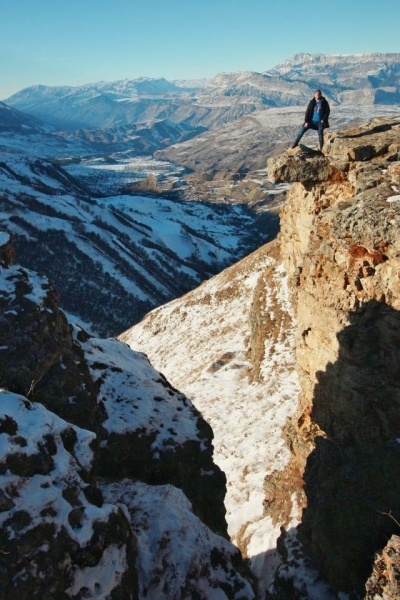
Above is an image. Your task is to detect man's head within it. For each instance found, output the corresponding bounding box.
[314,89,322,100]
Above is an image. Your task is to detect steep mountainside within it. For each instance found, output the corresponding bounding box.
[0,101,47,132]
[120,241,302,598]
[0,126,268,336]
[0,238,257,599]
[124,118,400,598]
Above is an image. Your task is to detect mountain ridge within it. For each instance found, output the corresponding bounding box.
[4,52,400,132]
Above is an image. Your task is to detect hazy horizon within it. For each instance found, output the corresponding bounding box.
[1,0,399,99]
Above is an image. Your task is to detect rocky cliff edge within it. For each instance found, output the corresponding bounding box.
[267,118,400,597]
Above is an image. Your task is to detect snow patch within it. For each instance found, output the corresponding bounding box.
[66,544,127,599]
[77,331,202,450]
[102,480,255,600]
[0,231,10,245]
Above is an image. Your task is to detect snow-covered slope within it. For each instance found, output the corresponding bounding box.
[0,128,267,336]
[102,480,257,600]
[120,242,301,596]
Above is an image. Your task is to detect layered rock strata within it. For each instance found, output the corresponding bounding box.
[268,118,400,596]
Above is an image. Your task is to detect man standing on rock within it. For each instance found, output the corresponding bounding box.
[291,89,330,150]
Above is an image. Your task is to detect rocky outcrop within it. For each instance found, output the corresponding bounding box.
[128,173,161,194]
[267,118,400,596]
[365,535,400,600]
[0,392,139,600]
[0,265,102,431]
[0,265,71,394]
[0,259,257,598]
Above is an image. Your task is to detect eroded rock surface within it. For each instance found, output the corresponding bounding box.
[365,535,400,600]
[0,393,138,600]
[267,118,400,597]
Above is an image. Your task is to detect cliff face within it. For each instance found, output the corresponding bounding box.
[268,118,400,595]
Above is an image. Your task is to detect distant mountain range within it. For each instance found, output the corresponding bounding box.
[270,52,400,103]
[4,53,400,132]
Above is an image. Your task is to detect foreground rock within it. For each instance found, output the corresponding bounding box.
[268,117,400,597]
[0,238,257,599]
[0,392,138,600]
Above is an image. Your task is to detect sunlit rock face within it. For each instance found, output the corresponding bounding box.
[268,118,400,596]
[365,535,400,600]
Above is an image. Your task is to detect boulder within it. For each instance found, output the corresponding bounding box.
[324,118,400,163]
[267,146,337,183]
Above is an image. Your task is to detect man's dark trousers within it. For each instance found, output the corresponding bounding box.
[294,121,324,150]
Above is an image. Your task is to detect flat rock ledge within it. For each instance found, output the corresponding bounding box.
[268,117,400,184]
[268,146,336,183]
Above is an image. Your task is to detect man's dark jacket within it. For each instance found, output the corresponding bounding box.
[304,97,330,128]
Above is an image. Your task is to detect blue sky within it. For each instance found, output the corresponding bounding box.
[1,0,399,99]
